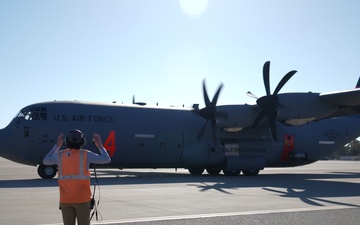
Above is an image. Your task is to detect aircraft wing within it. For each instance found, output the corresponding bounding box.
[319,88,360,106]
[318,88,360,118]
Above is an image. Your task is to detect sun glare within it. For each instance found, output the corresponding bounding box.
[179,0,209,18]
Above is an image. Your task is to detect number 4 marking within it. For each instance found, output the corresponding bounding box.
[104,130,116,157]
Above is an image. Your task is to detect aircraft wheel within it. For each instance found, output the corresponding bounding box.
[206,167,222,175]
[38,164,57,179]
[188,167,204,175]
[242,170,259,176]
[223,169,240,176]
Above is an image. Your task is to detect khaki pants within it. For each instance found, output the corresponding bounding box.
[59,201,91,225]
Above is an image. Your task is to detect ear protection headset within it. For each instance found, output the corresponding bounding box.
[65,129,86,148]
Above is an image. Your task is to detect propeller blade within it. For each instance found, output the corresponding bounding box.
[263,61,271,96]
[197,80,224,143]
[252,61,297,143]
[251,108,267,129]
[198,120,208,138]
[273,70,297,95]
[267,110,277,142]
[199,81,223,120]
[211,119,217,144]
[246,91,258,99]
[212,83,224,107]
[203,80,211,107]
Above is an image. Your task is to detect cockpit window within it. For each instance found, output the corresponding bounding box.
[17,107,47,121]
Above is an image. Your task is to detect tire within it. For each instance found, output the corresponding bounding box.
[188,167,204,175]
[242,170,259,176]
[38,164,57,179]
[223,169,240,176]
[206,167,222,175]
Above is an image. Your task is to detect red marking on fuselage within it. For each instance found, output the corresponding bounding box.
[281,135,294,161]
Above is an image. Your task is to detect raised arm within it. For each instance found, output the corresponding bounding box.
[87,133,111,164]
[43,133,63,165]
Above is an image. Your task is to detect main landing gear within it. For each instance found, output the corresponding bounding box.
[38,164,57,179]
[188,167,260,176]
[222,169,259,176]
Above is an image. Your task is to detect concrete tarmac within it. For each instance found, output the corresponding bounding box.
[0,157,360,225]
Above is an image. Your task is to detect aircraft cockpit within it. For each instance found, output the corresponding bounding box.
[15,106,47,121]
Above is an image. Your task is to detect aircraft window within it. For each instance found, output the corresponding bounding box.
[16,111,25,118]
[17,107,47,121]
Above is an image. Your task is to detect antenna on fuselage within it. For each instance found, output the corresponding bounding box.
[132,95,146,106]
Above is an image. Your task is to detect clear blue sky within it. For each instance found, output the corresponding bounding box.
[1,0,359,128]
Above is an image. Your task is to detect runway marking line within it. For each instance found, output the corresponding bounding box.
[40,205,357,225]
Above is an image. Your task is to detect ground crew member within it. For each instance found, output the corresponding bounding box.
[43,130,111,225]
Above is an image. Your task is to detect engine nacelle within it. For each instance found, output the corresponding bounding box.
[216,105,255,132]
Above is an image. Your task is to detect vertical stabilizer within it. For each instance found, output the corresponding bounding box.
[356,77,360,88]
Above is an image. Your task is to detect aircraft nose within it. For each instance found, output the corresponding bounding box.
[0,126,17,162]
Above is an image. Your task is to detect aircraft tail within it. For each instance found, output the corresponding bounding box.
[356,77,360,88]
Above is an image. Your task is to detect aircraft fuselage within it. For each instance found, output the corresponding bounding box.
[0,100,358,178]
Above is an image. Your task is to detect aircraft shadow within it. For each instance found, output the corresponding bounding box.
[0,178,59,188]
[78,170,360,208]
[1,170,360,208]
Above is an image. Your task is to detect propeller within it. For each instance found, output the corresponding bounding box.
[197,80,225,142]
[251,61,297,142]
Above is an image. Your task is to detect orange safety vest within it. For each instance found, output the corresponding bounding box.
[58,149,91,203]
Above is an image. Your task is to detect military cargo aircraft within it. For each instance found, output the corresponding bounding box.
[1,61,360,179]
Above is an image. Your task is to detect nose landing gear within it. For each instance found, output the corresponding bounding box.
[38,164,57,179]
